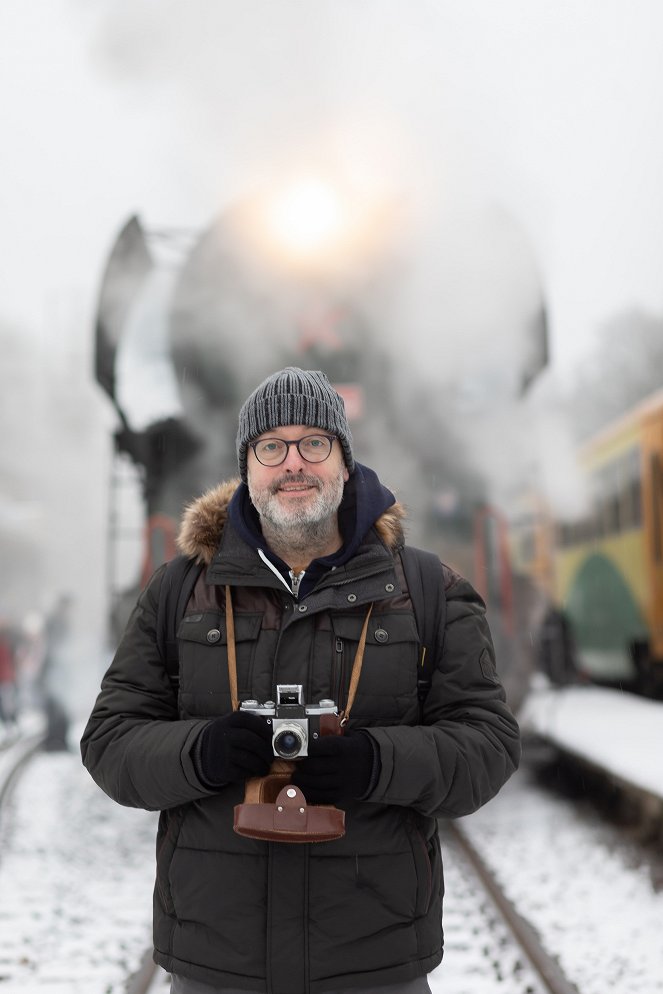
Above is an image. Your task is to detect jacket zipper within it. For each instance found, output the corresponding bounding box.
[334,637,345,704]
[289,570,305,599]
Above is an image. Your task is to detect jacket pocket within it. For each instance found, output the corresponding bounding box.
[176,611,263,717]
[155,807,185,917]
[408,822,436,918]
[331,611,420,721]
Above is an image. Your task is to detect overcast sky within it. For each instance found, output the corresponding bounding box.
[2,0,663,373]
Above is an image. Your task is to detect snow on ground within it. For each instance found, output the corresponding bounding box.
[1,743,546,994]
[519,681,663,800]
[460,764,663,994]
[429,824,547,994]
[2,735,663,994]
[0,746,157,994]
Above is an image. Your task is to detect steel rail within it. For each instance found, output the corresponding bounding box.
[449,820,580,994]
[128,817,583,994]
[125,947,162,994]
[0,732,46,816]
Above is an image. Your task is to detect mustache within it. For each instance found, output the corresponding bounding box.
[269,473,322,494]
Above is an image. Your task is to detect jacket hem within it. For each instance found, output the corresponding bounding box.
[154,949,443,994]
[154,951,266,992]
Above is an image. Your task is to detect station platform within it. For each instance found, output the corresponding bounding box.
[518,680,663,803]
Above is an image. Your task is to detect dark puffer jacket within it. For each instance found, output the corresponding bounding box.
[81,476,520,994]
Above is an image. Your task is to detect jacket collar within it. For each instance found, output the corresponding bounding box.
[176,467,407,569]
[204,515,398,602]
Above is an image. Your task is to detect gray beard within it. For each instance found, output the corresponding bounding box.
[248,471,345,559]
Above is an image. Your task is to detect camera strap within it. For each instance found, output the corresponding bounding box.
[228,586,372,844]
[340,603,374,724]
[225,585,240,711]
[224,584,374,724]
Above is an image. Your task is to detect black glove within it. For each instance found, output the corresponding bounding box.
[291,731,379,804]
[196,711,273,788]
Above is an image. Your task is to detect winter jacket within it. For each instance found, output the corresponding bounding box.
[81,469,520,994]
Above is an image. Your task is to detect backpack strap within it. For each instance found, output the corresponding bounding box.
[399,546,447,720]
[156,554,204,688]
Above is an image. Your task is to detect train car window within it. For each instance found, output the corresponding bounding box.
[620,446,642,530]
[603,463,621,536]
[587,450,643,539]
[630,473,642,528]
[607,494,621,534]
[552,445,642,552]
[652,451,663,563]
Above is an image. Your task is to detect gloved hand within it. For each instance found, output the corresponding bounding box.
[196,711,273,788]
[291,730,379,804]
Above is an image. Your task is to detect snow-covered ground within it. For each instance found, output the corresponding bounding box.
[519,680,663,800]
[459,763,663,994]
[1,736,662,993]
[0,748,157,994]
[429,824,547,994]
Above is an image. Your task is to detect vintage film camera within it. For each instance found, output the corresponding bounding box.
[239,684,339,759]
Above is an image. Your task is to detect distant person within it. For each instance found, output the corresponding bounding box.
[538,606,579,686]
[0,620,18,734]
[39,595,73,750]
[82,367,520,994]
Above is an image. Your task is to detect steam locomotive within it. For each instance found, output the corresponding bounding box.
[94,189,550,710]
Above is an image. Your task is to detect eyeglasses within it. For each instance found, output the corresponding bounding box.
[249,434,337,467]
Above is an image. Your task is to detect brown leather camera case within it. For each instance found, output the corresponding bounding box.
[233,762,346,843]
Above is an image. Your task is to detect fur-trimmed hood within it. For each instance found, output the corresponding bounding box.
[176,477,406,567]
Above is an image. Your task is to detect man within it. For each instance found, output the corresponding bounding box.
[81,367,520,994]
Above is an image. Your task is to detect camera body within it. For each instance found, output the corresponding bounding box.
[240,684,339,759]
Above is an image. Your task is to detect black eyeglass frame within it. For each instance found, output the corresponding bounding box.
[248,433,337,467]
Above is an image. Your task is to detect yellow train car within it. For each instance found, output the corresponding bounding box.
[514,388,663,697]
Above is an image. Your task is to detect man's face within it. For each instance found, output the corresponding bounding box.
[247,424,349,529]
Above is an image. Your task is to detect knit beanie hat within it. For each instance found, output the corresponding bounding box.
[236,367,354,482]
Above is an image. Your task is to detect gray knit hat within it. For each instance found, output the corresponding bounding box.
[236,367,354,481]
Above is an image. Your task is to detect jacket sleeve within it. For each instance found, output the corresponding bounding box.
[363,569,521,818]
[80,565,214,811]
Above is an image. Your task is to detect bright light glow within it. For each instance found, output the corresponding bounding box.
[240,171,400,278]
[264,179,346,257]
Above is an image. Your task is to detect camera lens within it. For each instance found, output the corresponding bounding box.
[273,723,306,759]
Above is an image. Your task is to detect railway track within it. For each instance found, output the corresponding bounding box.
[444,820,580,994]
[126,949,169,994]
[0,729,46,816]
[125,821,580,994]
[2,735,658,992]
[5,743,656,994]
